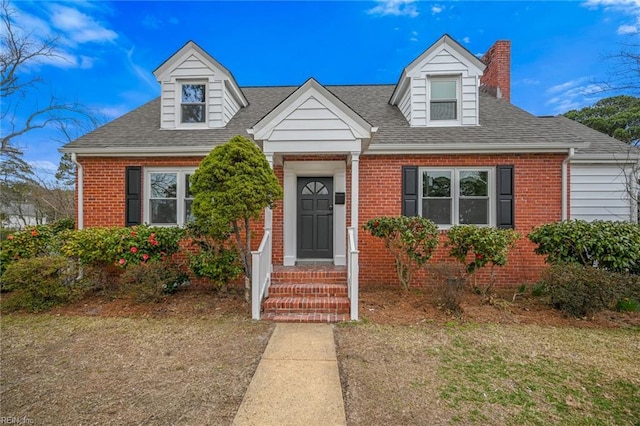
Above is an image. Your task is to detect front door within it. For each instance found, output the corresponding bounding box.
[297,177,333,259]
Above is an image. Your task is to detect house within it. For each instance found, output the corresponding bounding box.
[60,34,639,322]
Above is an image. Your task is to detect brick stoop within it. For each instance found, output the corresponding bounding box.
[262,265,351,323]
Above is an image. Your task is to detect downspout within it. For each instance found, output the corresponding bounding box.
[70,153,84,230]
[561,148,575,221]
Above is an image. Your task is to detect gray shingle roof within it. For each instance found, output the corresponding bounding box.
[61,84,631,156]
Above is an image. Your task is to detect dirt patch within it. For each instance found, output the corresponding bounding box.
[358,286,640,328]
[1,314,273,425]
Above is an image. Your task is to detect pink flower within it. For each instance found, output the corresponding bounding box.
[131,231,137,237]
[131,247,138,254]
[142,253,150,261]
[118,258,126,265]
[31,229,38,237]
[7,235,14,240]
[150,240,158,246]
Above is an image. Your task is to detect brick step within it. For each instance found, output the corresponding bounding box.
[262,296,350,314]
[261,312,351,323]
[268,283,348,298]
[271,266,347,285]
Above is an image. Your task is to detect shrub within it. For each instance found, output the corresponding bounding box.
[186,224,243,290]
[528,220,640,275]
[539,263,637,317]
[0,225,59,276]
[426,262,467,315]
[364,216,439,290]
[61,225,186,268]
[446,225,520,294]
[119,260,190,303]
[0,256,81,312]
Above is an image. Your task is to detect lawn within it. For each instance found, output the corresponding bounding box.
[335,322,640,425]
[0,315,273,425]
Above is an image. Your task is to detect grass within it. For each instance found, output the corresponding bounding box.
[0,315,273,425]
[335,322,640,425]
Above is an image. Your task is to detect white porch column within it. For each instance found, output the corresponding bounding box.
[350,152,359,248]
[264,153,274,231]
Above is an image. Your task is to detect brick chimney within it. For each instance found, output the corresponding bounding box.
[480,40,511,103]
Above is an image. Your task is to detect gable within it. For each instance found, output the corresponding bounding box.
[390,34,485,128]
[250,79,374,152]
[153,41,247,129]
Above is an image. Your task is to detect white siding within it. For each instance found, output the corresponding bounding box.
[571,164,634,222]
[171,54,215,78]
[461,75,478,126]
[419,48,472,74]
[160,81,176,129]
[411,78,427,126]
[268,96,356,141]
[398,86,411,122]
[223,81,241,124]
[208,80,223,127]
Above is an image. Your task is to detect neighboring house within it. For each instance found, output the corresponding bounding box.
[1,203,47,230]
[60,34,639,321]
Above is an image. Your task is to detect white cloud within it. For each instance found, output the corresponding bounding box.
[28,160,58,173]
[50,4,118,44]
[142,15,161,29]
[367,0,419,18]
[431,4,444,14]
[521,78,541,86]
[617,23,638,33]
[583,0,640,35]
[98,105,129,119]
[545,78,603,113]
[462,36,470,44]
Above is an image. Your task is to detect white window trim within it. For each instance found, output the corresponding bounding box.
[427,75,462,127]
[419,167,495,229]
[176,80,208,129]
[144,167,197,227]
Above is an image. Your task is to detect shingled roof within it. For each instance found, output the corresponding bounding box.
[61,84,629,156]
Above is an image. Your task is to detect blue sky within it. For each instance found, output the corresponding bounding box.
[4,0,640,175]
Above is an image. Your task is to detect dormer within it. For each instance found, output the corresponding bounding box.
[153,41,248,130]
[390,34,486,127]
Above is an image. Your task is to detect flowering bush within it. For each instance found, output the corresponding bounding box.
[61,225,185,268]
[446,225,520,294]
[0,225,59,276]
[363,216,439,290]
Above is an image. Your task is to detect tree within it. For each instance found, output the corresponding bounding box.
[601,33,640,96]
[564,95,640,145]
[190,135,283,302]
[1,0,100,170]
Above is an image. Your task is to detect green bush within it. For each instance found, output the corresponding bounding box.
[119,260,190,303]
[61,225,185,267]
[539,263,639,317]
[0,256,81,312]
[446,225,520,294]
[364,216,439,290]
[0,225,60,276]
[528,220,640,274]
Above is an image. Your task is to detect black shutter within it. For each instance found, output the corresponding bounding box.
[125,166,142,226]
[496,165,515,229]
[402,165,419,216]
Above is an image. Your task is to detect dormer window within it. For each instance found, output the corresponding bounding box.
[180,83,206,123]
[428,76,460,125]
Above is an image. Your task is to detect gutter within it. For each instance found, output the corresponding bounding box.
[561,148,575,221]
[70,153,84,230]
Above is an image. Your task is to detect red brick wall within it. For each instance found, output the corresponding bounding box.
[79,156,203,227]
[79,153,565,289]
[480,40,511,103]
[358,153,565,288]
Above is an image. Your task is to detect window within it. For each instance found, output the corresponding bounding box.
[420,168,492,226]
[429,78,458,122]
[181,83,206,123]
[146,169,196,226]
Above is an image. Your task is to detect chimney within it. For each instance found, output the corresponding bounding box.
[480,40,511,103]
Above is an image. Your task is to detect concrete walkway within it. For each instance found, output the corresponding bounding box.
[233,323,347,426]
